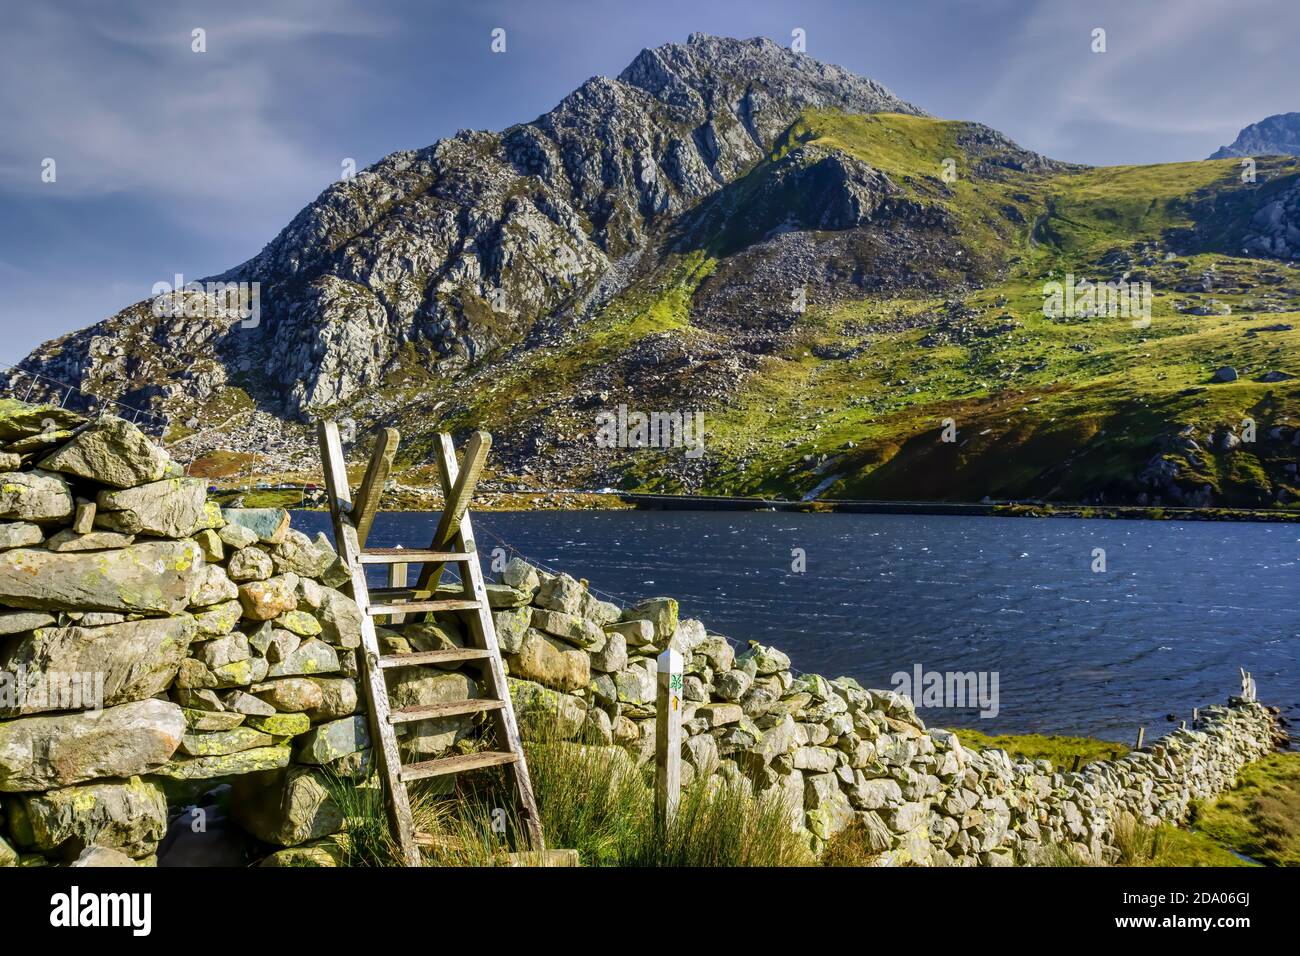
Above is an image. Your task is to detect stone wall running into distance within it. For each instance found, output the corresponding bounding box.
[0,402,1285,867]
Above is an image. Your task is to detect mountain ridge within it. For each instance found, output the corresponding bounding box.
[1210,112,1300,160]
[12,35,1300,510]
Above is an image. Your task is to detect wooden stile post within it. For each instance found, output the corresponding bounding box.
[387,551,408,626]
[656,647,683,828]
[1135,726,1146,750]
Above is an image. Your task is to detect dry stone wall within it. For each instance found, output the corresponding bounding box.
[0,402,370,867]
[0,401,1285,867]
[492,558,1285,865]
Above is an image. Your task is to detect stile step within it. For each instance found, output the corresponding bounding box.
[377,648,493,669]
[400,750,518,782]
[367,598,480,616]
[389,698,505,725]
[360,548,474,565]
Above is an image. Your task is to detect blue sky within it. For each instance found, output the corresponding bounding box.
[2,0,1296,360]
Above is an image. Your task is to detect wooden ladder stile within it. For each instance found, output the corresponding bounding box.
[316,422,544,866]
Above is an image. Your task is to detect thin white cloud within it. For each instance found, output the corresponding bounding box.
[972,0,1300,163]
[0,0,391,204]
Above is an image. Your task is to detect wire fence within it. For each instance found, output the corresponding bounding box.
[0,360,169,435]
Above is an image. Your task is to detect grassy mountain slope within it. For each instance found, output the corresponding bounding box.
[345,111,1298,508]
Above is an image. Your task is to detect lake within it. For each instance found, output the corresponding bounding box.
[291,510,1298,741]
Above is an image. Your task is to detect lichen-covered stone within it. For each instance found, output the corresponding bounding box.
[12,776,168,859]
[0,538,203,613]
[270,529,336,578]
[193,599,242,637]
[509,679,587,739]
[182,708,246,731]
[0,521,44,550]
[266,639,339,678]
[306,677,358,722]
[0,470,73,522]
[1,614,196,715]
[590,631,627,673]
[180,726,274,756]
[238,574,299,621]
[44,528,135,552]
[231,765,341,847]
[276,609,322,637]
[314,588,362,648]
[500,557,540,595]
[0,698,184,791]
[509,629,591,692]
[0,615,57,646]
[531,607,606,650]
[188,564,237,608]
[195,631,250,670]
[493,606,531,654]
[218,522,259,549]
[193,528,224,562]
[259,837,348,867]
[221,508,290,545]
[253,678,324,713]
[621,597,678,641]
[246,712,311,736]
[38,417,171,489]
[95,477,211,537]
[153,744,291,780]
[737,642,791,676]
[295,716,370,764]
[227,546,274,582]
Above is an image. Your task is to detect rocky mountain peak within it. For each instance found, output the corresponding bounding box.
[14,34,924,426]
[1209,112,1300,160]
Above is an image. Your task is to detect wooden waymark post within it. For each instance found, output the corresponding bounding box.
[656,647,683,827]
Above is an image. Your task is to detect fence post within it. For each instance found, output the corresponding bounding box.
[656,647,683,828]
[1135,726,1145,750]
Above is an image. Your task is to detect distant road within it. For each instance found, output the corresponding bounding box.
[615,493,1300,522]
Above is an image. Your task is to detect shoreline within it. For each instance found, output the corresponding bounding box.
[232,488,1300,523]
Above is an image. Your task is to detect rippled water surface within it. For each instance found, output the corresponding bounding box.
[293,510,1298,740]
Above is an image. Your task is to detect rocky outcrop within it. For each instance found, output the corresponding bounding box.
[1210,112,1300,160]
[1240,176,1300,260]
[11,34,925,425]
